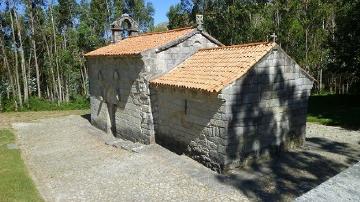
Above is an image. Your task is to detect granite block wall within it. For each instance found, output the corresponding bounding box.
[88,32,218,144]
[151,87,228,172]
[221,48,313,168]
[137,33,218,144]
[151,48,313,172]
[87,56,152,143]
[143,33,218,76]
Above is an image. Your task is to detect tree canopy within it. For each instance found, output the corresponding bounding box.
[167,0,360,94]
[0,0,359,111]
[0,0,154,110]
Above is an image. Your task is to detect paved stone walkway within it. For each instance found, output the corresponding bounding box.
[295,161,360,202]
[13,115,248,202]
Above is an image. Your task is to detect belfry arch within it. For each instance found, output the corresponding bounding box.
[111,14,139,42]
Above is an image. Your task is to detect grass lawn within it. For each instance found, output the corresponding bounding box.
[307,94,360,129]
[0,129,43,202]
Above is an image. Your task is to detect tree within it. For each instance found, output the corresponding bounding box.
[330,0,360,87]
[167,3,192,29]
[25,0,43,98]
[123,0,154,32]
[90,0,111,38]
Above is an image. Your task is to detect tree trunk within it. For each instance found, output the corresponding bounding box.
[305,27,308,70]
[28,50,32,96]
[50,3,62,103]
[0,25,16,100]
[65,78,70,103]
[27,0,41,98]
[42,32,58,100]
[9,8,23,108]
[80,64,86,95]
[319,69,323,91]
[83,61,88,95]
[14,10,29,103]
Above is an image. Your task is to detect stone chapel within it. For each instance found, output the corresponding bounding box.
[85,14,314,171]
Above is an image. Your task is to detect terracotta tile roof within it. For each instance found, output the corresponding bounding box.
[150,42,277,92]
[84,27,195,57]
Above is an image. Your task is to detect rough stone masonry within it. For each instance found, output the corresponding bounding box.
[85,14,221,145]
[150,43,314,171]
[85,15,313,172]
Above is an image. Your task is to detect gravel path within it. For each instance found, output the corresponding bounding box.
[223,123,360,201]
[295,162,360,202]
[12,116,360,202]
[13,115,248,202]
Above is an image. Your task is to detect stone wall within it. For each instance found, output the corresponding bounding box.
[144,33,219,76]
[151,48,313,172]
[136,33,218,144]
[151,87,227,172]
[88,32,218,144]
[88,56,153,144]
[220,48,314,168]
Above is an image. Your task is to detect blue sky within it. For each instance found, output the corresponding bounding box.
[149,0,180,25]
[0,0,180,25]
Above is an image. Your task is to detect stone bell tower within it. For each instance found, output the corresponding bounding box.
[111,14,139,42]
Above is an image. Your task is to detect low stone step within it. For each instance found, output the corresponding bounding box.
[106,138,146,153]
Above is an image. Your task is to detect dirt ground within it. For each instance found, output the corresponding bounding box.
[0,110,89,129]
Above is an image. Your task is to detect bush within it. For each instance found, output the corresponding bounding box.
[1,96,89,112]
[307,94,360,129]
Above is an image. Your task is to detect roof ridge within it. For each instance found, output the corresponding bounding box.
[126,26,195,39]
[199,41,274,52]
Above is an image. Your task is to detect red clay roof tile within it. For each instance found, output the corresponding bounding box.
[84,27,195,57]
[150,42,276,92]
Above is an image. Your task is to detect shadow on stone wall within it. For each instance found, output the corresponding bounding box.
[90,58,144,138]
[218,61,358,201]
[151,87,222,160]
[226,62,307,164]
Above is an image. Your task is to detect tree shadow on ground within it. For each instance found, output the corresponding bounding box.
[306,137,360,165]
[218,136,360,201]
[218,54,360,201]
[217,141,359,201]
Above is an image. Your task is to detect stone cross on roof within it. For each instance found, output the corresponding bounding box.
[196,14,204,31]
[270,32,277,43]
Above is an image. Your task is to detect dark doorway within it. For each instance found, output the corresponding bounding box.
[107,103,117,137]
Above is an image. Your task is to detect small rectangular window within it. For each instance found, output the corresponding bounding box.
[184,99,188,115]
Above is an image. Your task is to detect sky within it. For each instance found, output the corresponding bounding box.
[0,0,180,25]
[149,0,180,25]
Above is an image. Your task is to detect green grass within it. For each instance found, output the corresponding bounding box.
[2,96,89,112]
[0,129,43,202]
[307,94,360,129]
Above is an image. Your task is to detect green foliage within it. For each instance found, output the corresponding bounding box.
[167,0,354,92]
[167,3,192,29]
[2,96,89,112]
[90,0,111,37]
[329,0,360,82]
[124,0,155,32]
[0,129,43,201]
[307,95,360,129]
[150,22,168,32]
[0,0,155,112]
[58,0,76,30]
